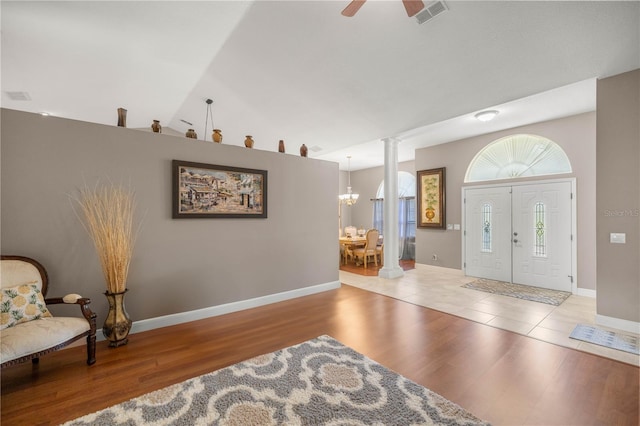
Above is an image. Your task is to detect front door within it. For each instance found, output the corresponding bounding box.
[464,181,573,292]
[511,182,572,291]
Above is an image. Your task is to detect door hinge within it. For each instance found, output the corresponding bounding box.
[464,262,466,268]
[568,275,574,283]
[570,192,573,199]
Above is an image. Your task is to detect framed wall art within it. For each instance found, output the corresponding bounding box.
[417,167,445,228]
[172,160,267,219]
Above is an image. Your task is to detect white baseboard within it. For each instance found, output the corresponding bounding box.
[575,287,596,298]
[95,281,341,341]
[595,314,640,334]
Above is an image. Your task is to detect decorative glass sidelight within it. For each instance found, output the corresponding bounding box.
[481,203,492,252]
[534,202,546,256]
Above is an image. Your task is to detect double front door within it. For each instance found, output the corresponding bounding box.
[464,181,573,292]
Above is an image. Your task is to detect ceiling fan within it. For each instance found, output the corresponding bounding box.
[341,0,425,17]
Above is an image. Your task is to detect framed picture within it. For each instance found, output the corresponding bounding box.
[172,160,267,219]
[417,167,445,228]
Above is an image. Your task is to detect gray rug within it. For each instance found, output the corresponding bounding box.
[63,335,489,425]
[463,278,571,306]
[570,324,639,355]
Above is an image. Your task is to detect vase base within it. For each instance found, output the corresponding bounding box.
[108,338,129,348]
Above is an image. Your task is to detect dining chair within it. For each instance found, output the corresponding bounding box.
[352,229,380,268]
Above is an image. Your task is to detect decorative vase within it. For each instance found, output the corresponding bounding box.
[103,289,132,347]
[300,143,308,157]
[425,207,436,222]
[117,108,127,127]
[186,129,198,139]
[212,129,223,143]
[244,135,254,148]
[278,140,285,153]
[151,120,162,133]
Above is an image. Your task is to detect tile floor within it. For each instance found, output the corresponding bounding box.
[340,263,639,366]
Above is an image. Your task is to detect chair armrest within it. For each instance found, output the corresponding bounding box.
[45,296,97,332]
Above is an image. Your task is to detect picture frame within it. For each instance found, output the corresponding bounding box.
[417,167,445,228]
[172,160,267,219]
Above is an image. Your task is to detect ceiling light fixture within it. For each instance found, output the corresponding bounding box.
[39,112,50,116]
[339,156,359,206]
[474,110,499,122]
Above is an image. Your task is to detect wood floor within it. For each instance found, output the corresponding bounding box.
[2,285,638,425]
[339,258,415,276]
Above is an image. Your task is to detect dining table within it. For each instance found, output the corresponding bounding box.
[339,235,367,265]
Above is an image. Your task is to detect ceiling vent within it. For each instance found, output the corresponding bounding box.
[5,91,31,101]
[415,1,448,25]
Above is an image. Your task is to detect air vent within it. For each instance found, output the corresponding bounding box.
[180,119,193,126]
[415,1,448,25]
[5,91,31,101]
[310,145,323,152]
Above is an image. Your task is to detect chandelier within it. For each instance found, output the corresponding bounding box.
[339,156,359,206]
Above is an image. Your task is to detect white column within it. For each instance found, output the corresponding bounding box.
[379,137,404,279]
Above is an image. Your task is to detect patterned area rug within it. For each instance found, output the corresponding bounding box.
[463,278,571,306]
[63,335,489,425]
[570,324,640,355]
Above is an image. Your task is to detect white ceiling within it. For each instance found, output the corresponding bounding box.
[2,1,639,171]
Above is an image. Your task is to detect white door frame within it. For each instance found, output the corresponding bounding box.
[461,177,578,293]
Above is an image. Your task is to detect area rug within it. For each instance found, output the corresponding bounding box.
[463,278,571,306]
[569,324,639,355]
[62,335,489,425]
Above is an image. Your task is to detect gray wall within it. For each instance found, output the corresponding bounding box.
[414,112,597,291]
[596,69,640,323]
[1,109,338,323]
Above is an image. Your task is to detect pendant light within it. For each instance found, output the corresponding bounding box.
[339,156,359,206]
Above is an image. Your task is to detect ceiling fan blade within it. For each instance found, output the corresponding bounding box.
[402,0,425,17]
[341,0,366,17]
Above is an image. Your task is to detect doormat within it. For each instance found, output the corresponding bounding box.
[569,324,639,355]
[463,278,571,306]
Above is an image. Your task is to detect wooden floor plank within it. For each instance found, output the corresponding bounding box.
[1,285,638,425]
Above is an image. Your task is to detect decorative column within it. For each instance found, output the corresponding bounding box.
[379,137,404,279]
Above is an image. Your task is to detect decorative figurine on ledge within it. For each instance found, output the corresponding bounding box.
[212,129,223,143]
[278,140,285,153]
[185,129,197,139]
[245,135,254,148]
[300,144,308,157]
[151,120,161,133]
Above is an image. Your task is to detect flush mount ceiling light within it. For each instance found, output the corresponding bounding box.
[474,110,499,122]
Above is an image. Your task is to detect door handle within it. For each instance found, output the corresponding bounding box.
[513,239,519,243]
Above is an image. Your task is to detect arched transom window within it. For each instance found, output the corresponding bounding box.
[465,134,572,183]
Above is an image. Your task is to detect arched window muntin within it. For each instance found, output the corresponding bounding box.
[465,134,572,183]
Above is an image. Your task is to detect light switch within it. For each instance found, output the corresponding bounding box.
[454,224,461,230]
[447,224,453,230]
[610,233,626,244]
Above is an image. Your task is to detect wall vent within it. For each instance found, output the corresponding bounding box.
[5,91,31,101]
[415,1,448,25]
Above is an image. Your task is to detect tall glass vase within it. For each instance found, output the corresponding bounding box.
[103,289,132,347]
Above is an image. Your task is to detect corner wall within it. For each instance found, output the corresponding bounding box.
[1,109,339,323]
[596,69,640,324]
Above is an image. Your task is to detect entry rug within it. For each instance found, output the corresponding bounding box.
[463,278,571,306]
[569,324,640,355]
[62,335,489,425]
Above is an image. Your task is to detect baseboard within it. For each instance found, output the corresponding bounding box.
[575,287,596,298]
[95,281,341,342]
[414,263,464,275]
[595,314,640,334]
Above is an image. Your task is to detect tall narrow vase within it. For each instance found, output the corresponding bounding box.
[103,289,132,347]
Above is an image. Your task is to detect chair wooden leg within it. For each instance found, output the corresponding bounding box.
[87,333,96,365]
[32,357,39,365]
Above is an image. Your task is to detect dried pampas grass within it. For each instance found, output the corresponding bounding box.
[71,182,139,294]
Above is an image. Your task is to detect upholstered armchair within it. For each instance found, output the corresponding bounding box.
[1,255,96,368]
